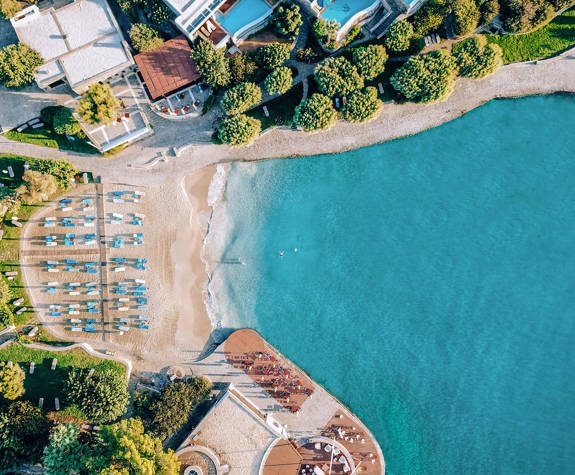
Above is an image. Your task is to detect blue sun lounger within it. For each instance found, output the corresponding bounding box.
[60,199,72,204]
[135,286,147,291]
[137,297,147,304]
[47,260,58,265]
[65,259,77,264]
[138,324,149,330]
[87,309,99,313]
[136,263,146,270]
[137,258,148,263]
[114,289,127,294]
[137,305,148,310]
[87,301,98,306]
[113,191,125,196]
[84,327,97,333]
[50,312,62,317]
[86,318,97,323]
[113,258,126,263]
[47,287,57,293]
[133,291,144,296]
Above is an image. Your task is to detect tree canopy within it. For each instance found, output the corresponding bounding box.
[453,35,503,78]
[42,423,86,475]
[314,57,364,98]
[64,369,129,424]
[86,418,180,475]
[501,0,558,33]
[147,377,211,439]
[293,93,337,132]
[0,43,43,88]
[390,49,457,103]
[410,0,447,36]
[341,87,383,123]
[453,0,481,37]
[0,362,25,400]
[257,42,291,70]
[217,114,261,146]
[191,39,231,88]
[129,23,164,53]
[0,0,22,19]
[76,83,121,125]
[52,107,82,136]
[222,82,262,115]
[352,44,388,81]
[384,20,414,54]
[272,2,302,40]
[17,170,58,204]
[0,401,52,470]
[264,66,293,95]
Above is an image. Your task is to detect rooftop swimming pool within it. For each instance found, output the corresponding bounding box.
[216,0,272,36]
[318,0,378,26]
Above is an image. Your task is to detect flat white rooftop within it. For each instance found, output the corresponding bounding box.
[11,0,132,90]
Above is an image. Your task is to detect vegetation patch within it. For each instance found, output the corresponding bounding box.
[4,126,97,155]
[0,344,125,406]
[248,81,303,130]
[487,8,575,63]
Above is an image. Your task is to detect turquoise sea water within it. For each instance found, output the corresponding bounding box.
[213,95,575,474]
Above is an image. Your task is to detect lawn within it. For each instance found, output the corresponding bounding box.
[0,343,125,408]
[248,82,304,130]
[487,8,575,64]
[4,126,99,155]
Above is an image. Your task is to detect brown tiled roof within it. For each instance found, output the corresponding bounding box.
[134,35,201,100]
[263,439,302,475]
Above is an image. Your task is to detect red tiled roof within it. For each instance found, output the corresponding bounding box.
[134,35,201,101]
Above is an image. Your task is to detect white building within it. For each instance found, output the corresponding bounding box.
[11,0,134,93]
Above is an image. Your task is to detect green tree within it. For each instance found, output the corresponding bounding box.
[501,0,554,33]
[52,107,82,136]
[0,277,11,305]
[0,0,22,19]
[0,361,25,400]
[64,369,129,424]
[87,418,180,474]
[272,2,302,40]
[76,83,120,125]
[191,39,231,88]
[0,401,52,469]
[341,87,383,123]
[17,170,58,204]
[222,82,261,115]
[411,0,447,36]
[129,23,164,53]
[0,305,14,327]
[453,0,481,36]
[453,35,503,78]
[148,377,211,439]
[257,42,291,70]
[229,53,247,85]
[391,49,457,103]
[293,93,337,132]
[296,47,318,64]
[0,43,43,88]
[42,423,86,475]
[264,66,293,95]
[352,44,388,81]
[479,0,500,25]
[312,18,340,47]
[216,114,261,146]
[143,0,171,26]
[384,20,414,54]
[29,158,78,190]
[314,56,364,98]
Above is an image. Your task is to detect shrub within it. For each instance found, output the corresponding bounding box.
[272,2,302,40]
[216,114,261,146]
[453,35,503,78]
[29,158,77,190]
[293,93,337,132]
[148,377,211,439]
[76,83,121,125]
[343,24,361,46]
[314,56,364,98]
[384,20,414,54]
[257,42,291,69]
[0,277,11,305]
[453,0,481,37]
[479,0,500,25]
[0,401,51,469]
[501,0,555,33]
[143,0,171,25]
[0,305,14,327]
[296,47,318,64]
[42,423,86,475]
[64,369,129,423]
[129,23,164,52]
[391,49,457,103]
[40,106,61,127]
[52,107,82,136]
[17,170,58,204]
[0,0,21,19]
[265,66,293,95]
[352,44,387,81]
[0,361,25,400]
[0,43,43,88]
[191,39,231,88]
[411,0,447,36]
[341,87,383,123]
[312,18,340,47]
[222,82,261,115]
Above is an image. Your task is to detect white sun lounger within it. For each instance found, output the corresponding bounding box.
[118,298,129,302]
[114,267,126,272]
[30,362,35,374]
[118,307,129,312]
[68,311,80,315]
[48,268,60,273]
[69,291,79,296]
[51,358,57,370]
[47,281,59,286]
[70,327,82,332]
[135,279,146,284]
[87,290,99,295]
